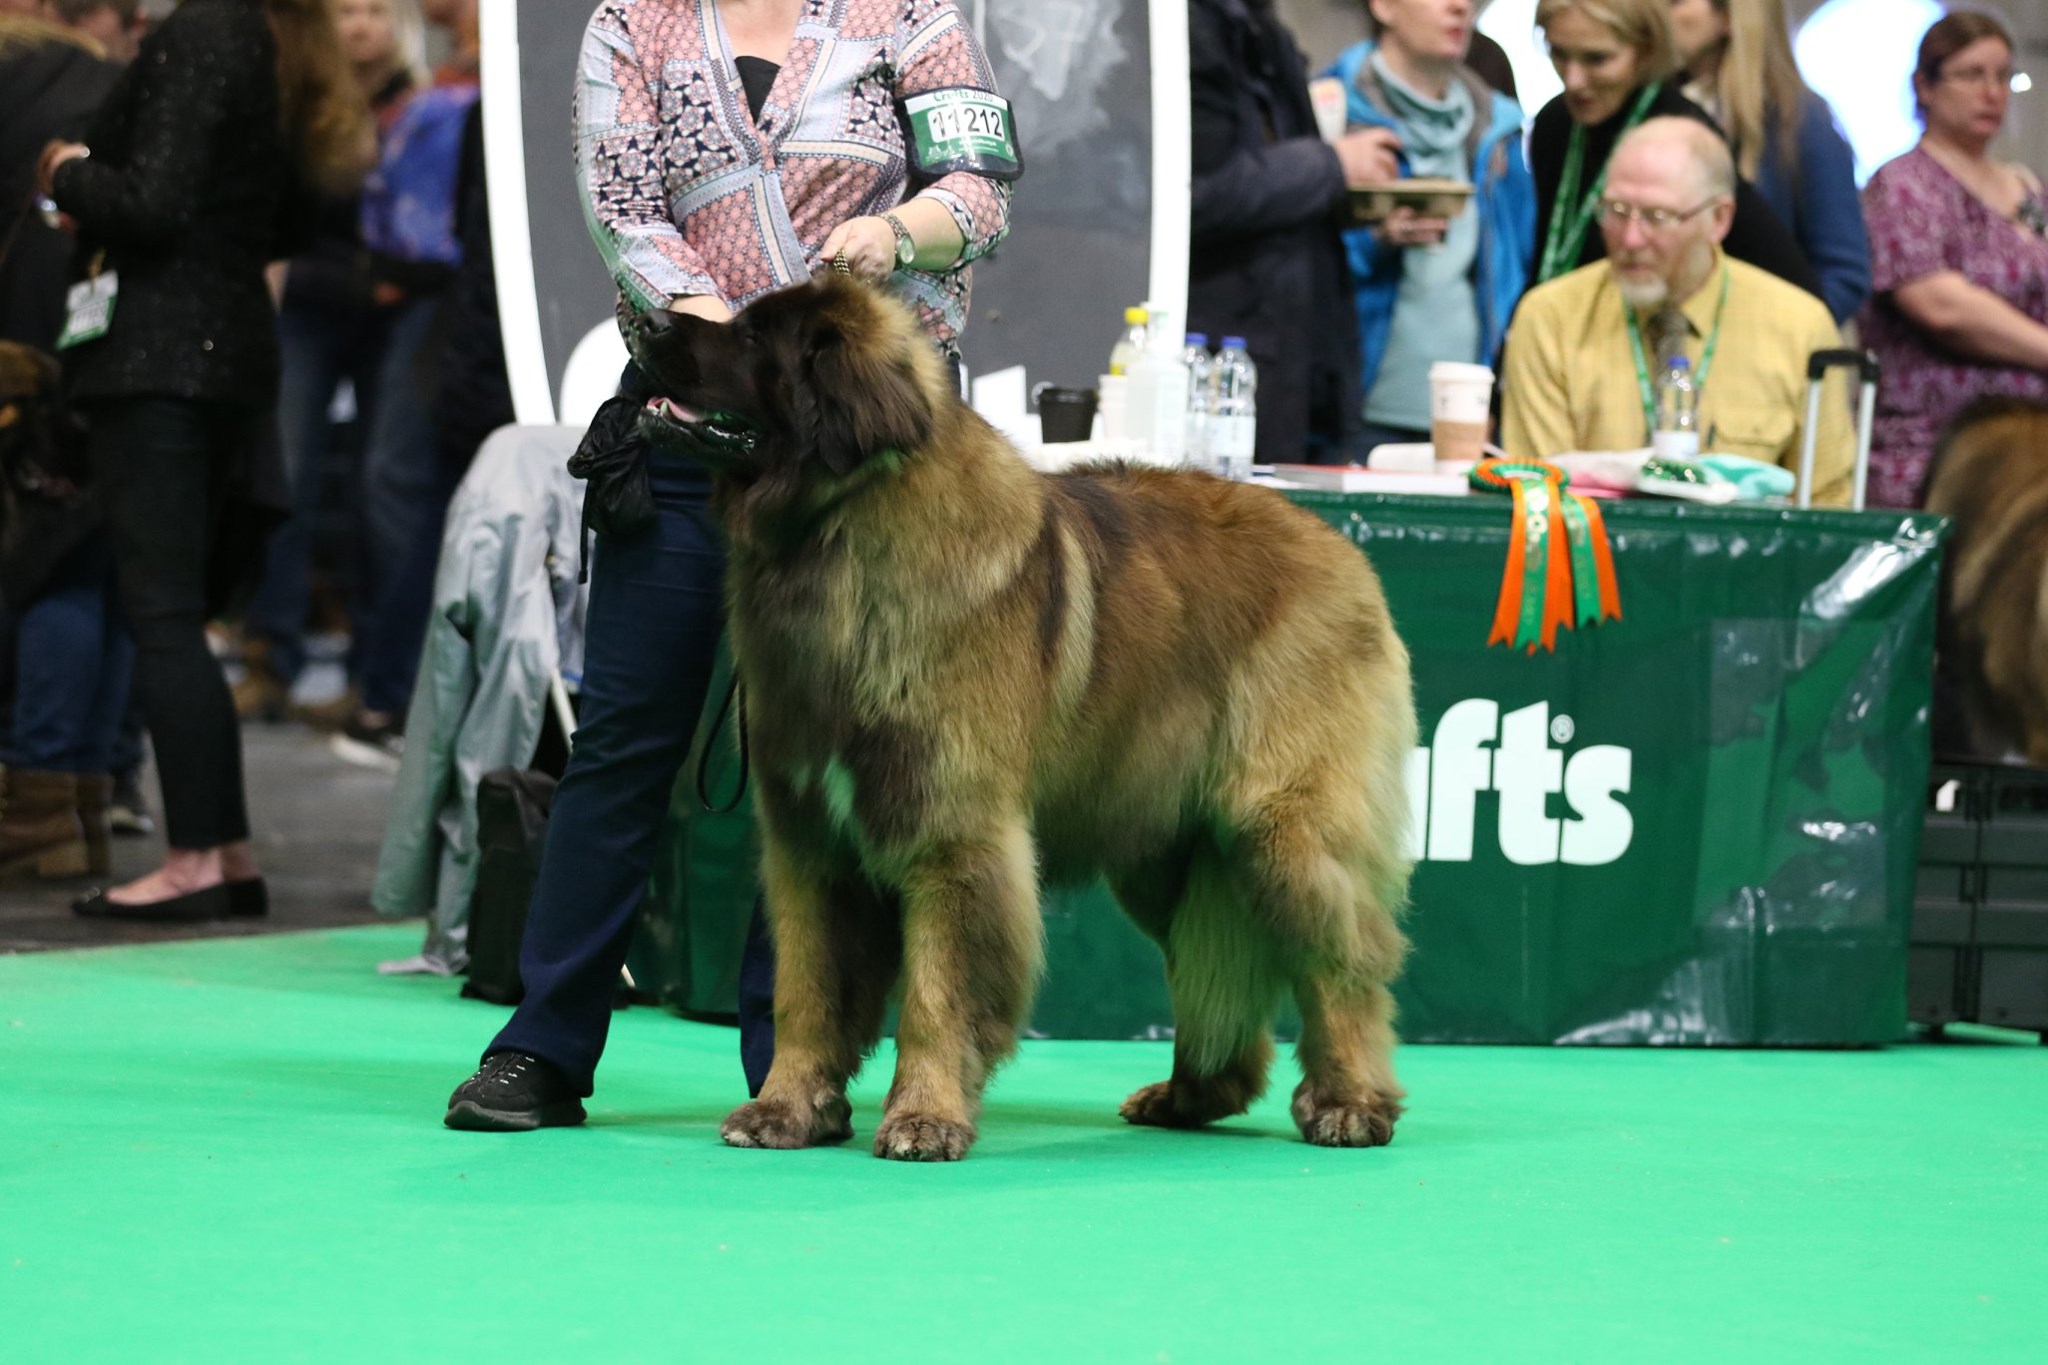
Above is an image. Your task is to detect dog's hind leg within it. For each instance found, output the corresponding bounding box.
[1230,785,1411,1148]
[722,844,899,1150]
[1117,841,1284,1130]
[873,822,1043,1162]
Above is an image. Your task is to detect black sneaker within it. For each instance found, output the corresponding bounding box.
[444,1051,587,1132]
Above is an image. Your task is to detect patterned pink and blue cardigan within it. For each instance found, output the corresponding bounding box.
[576,0,1014,352]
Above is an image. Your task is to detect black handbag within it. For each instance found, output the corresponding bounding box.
[459,766,558,1006]
[566,393,655,583]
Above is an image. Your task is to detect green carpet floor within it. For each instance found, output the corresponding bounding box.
[3,926,2044,1363]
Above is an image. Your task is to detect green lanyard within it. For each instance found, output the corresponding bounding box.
[1625,264,1731,442]
[1537,82,1664,283]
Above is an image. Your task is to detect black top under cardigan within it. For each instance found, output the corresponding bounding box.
[50,0,303,408]
[1528,84,1824,302]
[1187,0,1361,463]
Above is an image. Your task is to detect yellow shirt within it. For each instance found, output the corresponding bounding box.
[1499,253,1853,506]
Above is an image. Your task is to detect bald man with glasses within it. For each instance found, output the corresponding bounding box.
[1500,116,1852,504]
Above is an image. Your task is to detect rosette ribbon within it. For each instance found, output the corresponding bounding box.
[1468,458,1622,652]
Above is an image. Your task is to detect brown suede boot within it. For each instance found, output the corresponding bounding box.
[75,773,114,878]
[232,637,291,723]
[0,770,89,880]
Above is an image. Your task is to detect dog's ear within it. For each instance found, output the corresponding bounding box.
[790,293,936,478]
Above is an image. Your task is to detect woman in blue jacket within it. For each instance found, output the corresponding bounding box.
[1329,0,1536,452]
[1670,0,1870,324]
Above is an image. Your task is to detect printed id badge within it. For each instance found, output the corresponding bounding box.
[56,271,118,350]
[901,88,1023,183]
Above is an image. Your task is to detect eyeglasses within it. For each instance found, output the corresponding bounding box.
[1599,198,1720,231]
[1936,66,2014,91]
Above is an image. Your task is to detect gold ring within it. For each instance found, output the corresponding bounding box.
[833,249,851,277]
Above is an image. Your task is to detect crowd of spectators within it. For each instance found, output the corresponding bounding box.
[1191,0,2043,508]
[0,0,506,910]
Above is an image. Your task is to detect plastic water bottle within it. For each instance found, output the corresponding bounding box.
[1182,334,1214,469]
[1108,306,1149,378]
[1128,311,1189,463]
[1653,354,1700,460]
[1211,338,1258,481]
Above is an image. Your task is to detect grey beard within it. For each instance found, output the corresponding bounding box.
[1617,276,1670,312]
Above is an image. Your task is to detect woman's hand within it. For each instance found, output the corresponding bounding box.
[1380,206,1449,248]
[36,141,89,198]
[667,294,735,323]
[1334,128,1402,189]
[818,216,898,284]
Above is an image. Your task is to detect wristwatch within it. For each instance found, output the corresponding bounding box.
[883,213,915,270]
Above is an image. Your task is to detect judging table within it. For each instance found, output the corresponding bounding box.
[630,491,1947,1046]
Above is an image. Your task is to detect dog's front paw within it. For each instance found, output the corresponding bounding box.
[1290,1088,1401,1148]
[721,1095,853,1150]
[1119,1080,1196,1128]
[872,1111,974,1162]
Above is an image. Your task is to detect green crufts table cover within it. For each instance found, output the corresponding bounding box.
[633,492,1947,1046]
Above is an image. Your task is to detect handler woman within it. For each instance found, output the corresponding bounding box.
[444,0,1014,1131]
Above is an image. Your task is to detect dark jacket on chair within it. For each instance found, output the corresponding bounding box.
[48,0,305,409]
[1187,0,1362,464]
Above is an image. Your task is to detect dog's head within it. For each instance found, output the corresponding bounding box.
[623,274,944,488]
[0,341,83,492]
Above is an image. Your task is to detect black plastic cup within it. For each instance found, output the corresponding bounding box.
[1034,384,1099,443]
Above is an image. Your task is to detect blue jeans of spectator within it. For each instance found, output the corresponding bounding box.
[0,535,133,774]
[357,439,457,717]
[244,302,386,682]
[485,420,739,1094]
[352,295,442,712]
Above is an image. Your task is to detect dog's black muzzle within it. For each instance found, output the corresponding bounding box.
[623,309,763,471]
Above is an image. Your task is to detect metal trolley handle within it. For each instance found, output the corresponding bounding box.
[1799,348,1881,511]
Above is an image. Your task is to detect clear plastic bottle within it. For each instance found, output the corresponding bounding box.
[1211,337,1258,481]
[1653,354,1700,460]
[1181,334,1214,470]
[1108,306,1149,378]
[1128,310,1189,463]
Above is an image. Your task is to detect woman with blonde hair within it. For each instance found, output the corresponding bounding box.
[1669,0,1868,322]
[41,0,371,919]
[1529,0,1819,296]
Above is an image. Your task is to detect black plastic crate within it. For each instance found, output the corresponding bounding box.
[1977,950,2048,1032]
[1911,761,2048,1037]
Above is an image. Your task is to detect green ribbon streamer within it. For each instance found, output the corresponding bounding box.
[1515,483,1551,651]
[1560,494,1602,628]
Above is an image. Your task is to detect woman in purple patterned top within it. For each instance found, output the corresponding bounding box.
[444,0,1015,1132]
[1857,11,2048,508]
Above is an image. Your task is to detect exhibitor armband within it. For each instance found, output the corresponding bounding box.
[900,88,1024,183]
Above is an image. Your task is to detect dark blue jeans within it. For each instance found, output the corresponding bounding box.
[353,296,443,714]
[487,439,775,1097]
[244,302,386,681]
[0,535,133,774]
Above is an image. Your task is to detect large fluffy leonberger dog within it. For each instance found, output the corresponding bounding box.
[1922,397,2048,766]
[626,276,1414,1161]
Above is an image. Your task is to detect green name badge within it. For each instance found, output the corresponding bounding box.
[903,88,1023,182]
[56,271,117,351]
